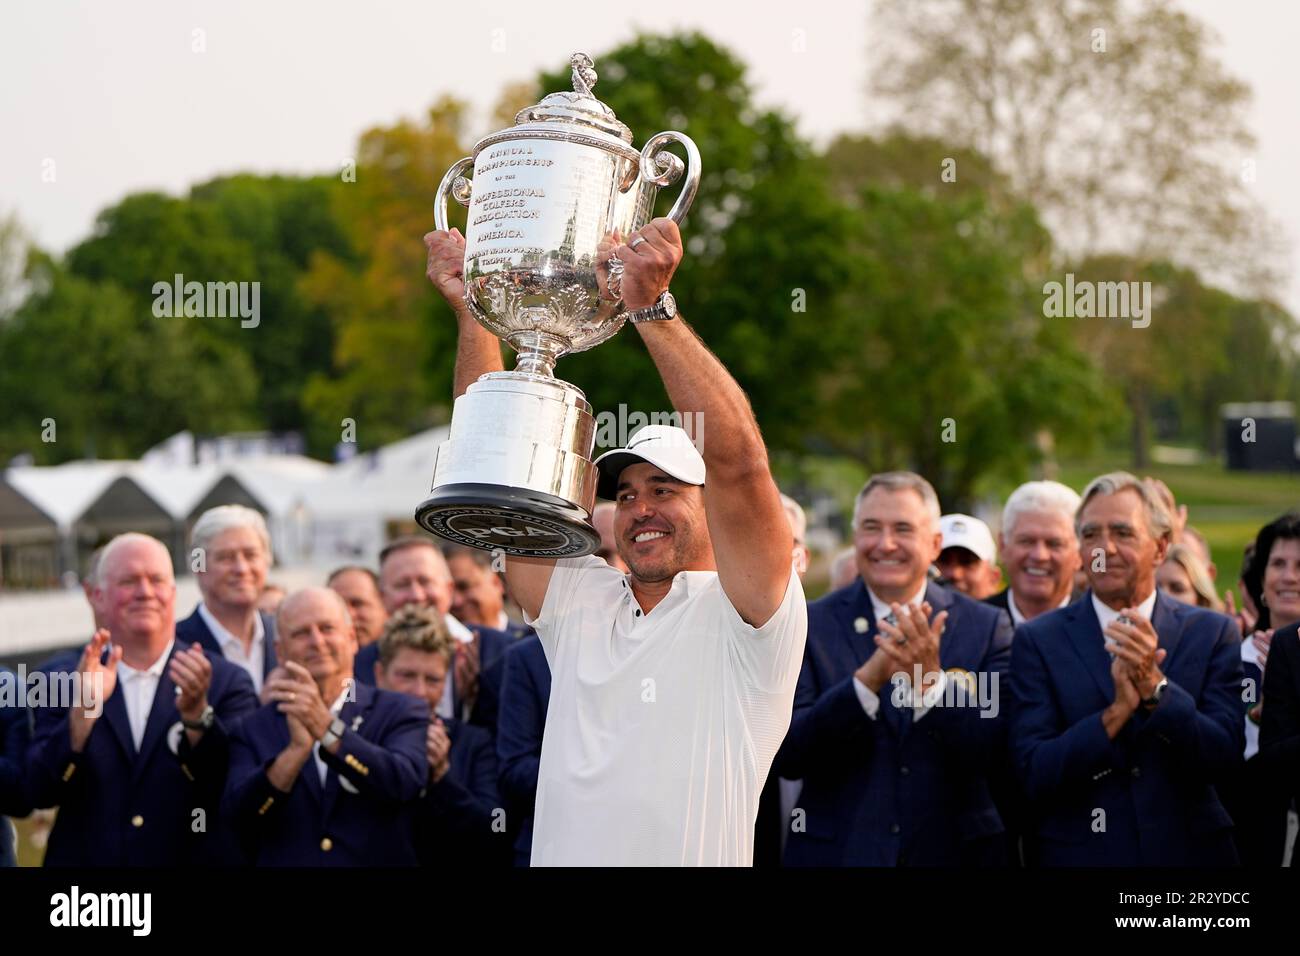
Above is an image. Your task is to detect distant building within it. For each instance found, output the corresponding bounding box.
[1222,402,1298,472]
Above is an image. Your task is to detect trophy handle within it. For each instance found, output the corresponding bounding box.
[434,157,475,231]
[640,131,700,225]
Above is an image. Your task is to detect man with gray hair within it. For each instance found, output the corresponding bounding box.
[774,471,1013,865]
[176,505,278,697]
[27,533,257,865]
[1009,471,1243,865]
[987,480,1083,627]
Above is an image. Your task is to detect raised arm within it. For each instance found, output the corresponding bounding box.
[614,218,790,626]
[424,228,555,618]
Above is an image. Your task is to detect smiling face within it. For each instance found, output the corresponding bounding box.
[936,547,1001,598]
[275,589,357,690]
[98,537,176,648]
[1077,488,1168,609]
[1000,509,1081,609]
[853,488,942,603]
[197,526,268,611]
[1262,537,1300,628]
[380,546,452,615]
[613,462,712,583]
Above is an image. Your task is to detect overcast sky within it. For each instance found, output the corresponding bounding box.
[2,0,1297,314]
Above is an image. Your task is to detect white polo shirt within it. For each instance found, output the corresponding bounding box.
[526,555,807,866]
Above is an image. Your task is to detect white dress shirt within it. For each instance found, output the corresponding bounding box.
[116,639,175,751]
[198,602,265,693]
[852,583,947,720]
[1241,637,1262,760]
[1090,588,1158,641]
[312,687,351,786]
[1006,589,1072,628]
[440,613,475,720]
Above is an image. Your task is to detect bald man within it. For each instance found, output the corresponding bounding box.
[26,533,258,866]
[224,588,428,865]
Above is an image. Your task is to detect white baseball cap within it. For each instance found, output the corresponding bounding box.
[593,424,706,501]
[939,513,997,563]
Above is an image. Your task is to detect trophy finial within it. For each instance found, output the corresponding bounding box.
[570,53,597,98]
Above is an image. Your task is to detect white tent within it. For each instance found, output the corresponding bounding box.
[308,427,448,566]
[214,457,332,566]
[3,461,132,532]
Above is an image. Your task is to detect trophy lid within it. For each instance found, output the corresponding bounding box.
[511,53,633,144]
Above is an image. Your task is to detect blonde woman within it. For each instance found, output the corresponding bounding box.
[1156,543,1224,611]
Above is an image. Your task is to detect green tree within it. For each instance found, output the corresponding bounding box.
[868,0,1281,291]
[65,178,352,449]
[822,179,1113,507]
[867,0,1290,466]
[299,96,474,454]
[0,254,257,463]
[1066,256,1300,463]
[535,33,857,453]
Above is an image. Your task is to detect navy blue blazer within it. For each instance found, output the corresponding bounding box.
[1256,621,1300,862]
[419,715,509,866]
[495,635,550,866]
[1,666,32,867]
[176,606,278,682]
[1009,591,1244,866]
[501,619,534,642]
[774,579,1013,866]
[28,645,257,866]
[225,682,428,866]
[353,620,514,735]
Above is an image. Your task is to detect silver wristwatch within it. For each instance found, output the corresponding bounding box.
[625,290,677,323]
[320,716,346,748]
[181,704,215,731]
[1141,678,1168,709]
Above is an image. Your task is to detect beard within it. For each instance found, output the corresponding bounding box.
[622,528,700,583]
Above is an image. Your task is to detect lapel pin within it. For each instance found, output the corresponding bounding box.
[854,617,869,634]
[351,715,365,732]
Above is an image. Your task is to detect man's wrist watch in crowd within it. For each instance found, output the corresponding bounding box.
[626,290,677,323]
[181,705,215,731]
[1141,678,1168,709]
[320,716,346,748]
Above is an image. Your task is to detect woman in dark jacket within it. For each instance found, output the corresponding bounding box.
[1247,513,1300,867]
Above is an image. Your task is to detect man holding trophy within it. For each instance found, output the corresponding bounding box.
[419,54,806,866]
[424,214,806,865]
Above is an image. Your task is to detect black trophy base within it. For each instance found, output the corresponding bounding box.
[415,483,600,558]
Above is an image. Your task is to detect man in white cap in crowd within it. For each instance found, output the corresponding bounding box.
[425,216,807,866]
[936,513,1003,600]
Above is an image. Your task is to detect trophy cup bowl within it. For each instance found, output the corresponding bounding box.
[415,53,701,557]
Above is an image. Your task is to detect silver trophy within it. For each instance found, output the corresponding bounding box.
[415,53,701,557]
